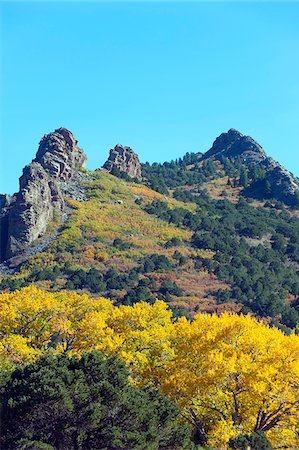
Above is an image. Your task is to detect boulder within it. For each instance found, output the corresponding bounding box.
[103,144,142,180]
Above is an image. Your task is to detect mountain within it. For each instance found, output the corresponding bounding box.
[0,128,299,331]
[1,127,299,449]
[200,128,299,206]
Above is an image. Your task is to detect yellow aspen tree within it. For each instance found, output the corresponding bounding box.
[159,313,299,448]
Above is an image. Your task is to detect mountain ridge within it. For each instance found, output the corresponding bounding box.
[0,127,299,331]
[1,127,299,265]
[200,128,299,206]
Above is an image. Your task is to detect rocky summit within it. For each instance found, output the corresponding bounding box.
[1,127,298,265]
[35,128,87,180]
[103,144,142,180]
[203,128,267,165]
[0,128,87,262]
[201,128,299,205]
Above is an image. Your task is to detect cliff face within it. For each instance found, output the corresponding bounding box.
[103,144,142,180]
[35,127,87,180]
[202,129,299,205]
[1,128,87,261]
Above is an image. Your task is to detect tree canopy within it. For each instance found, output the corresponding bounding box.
[1,351,191,450]
[1,286,299,448]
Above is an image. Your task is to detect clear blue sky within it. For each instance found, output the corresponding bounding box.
[1,1,299,195]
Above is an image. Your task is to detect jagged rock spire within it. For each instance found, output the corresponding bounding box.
[103,144,142,180]
[1,128,87,261]
[35,128,87,180]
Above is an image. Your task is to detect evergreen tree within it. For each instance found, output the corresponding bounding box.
[239,167,249,188]
[1,352,192,450]
[264,179,273,197]
[229,431,273,450]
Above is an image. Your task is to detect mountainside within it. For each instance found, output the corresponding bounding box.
[0,128,299,331]
[201,128,299,205]
[0,128,87,262]
[142,128,299,207]
[1,127,299,449]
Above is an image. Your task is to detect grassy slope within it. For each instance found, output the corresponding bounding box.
[2,171,229,316]
[2,165,298,322]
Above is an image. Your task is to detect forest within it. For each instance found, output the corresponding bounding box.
[1,286,299,449]
[1,155,299,449]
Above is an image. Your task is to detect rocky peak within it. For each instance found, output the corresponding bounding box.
[0,194,13,209]
[202,128,299,206]
[1,128,87,262]
[35,128,87,180]
[203,128,266,164]
[103,144,142,180]
[208,128,244,155]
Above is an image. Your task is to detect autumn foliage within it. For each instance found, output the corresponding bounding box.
[1,286,299,448]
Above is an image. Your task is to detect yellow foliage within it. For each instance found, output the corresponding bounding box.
[107,300,175,383]
[49,195,191,266]
[1,286,299,448]
[130,184,197,212]
[0,335,41,368]
[0,287,175,383]
[191,249,216,259]
[160,313,299,448]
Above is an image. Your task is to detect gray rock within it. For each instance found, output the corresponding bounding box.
[35,128,87,180]
[6,163,54,258]
[1,128,87,261]
[203,129,267,164]
[103,144,142,180]
[60,171,95,202]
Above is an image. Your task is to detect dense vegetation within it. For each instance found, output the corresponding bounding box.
[1,157,299,448]
[143,153,299,207]
[145,189,299,329]
[1,164,298,329]
[1,351,191,450]
[1,286,299,448]
[141,153,218,193]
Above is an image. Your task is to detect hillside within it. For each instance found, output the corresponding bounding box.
[142,128,299,207]
[1,127,299,449]
[0,128,299,331]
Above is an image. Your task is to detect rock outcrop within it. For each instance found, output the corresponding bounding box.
[203,128,267,165]
[1,128,87,262]
[103,144,142,180]
[202,129,299,205]
[35,127,87,180]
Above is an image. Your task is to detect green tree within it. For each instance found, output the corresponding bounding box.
[1,352,192,450]
[239,167,249,188]
[229,431,273,450]
[264,179,273,197]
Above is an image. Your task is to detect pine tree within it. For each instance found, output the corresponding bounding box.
[264,179,272,197]
[239,167,249,188]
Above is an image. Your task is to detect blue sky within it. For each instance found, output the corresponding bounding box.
[1,1,299,195]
